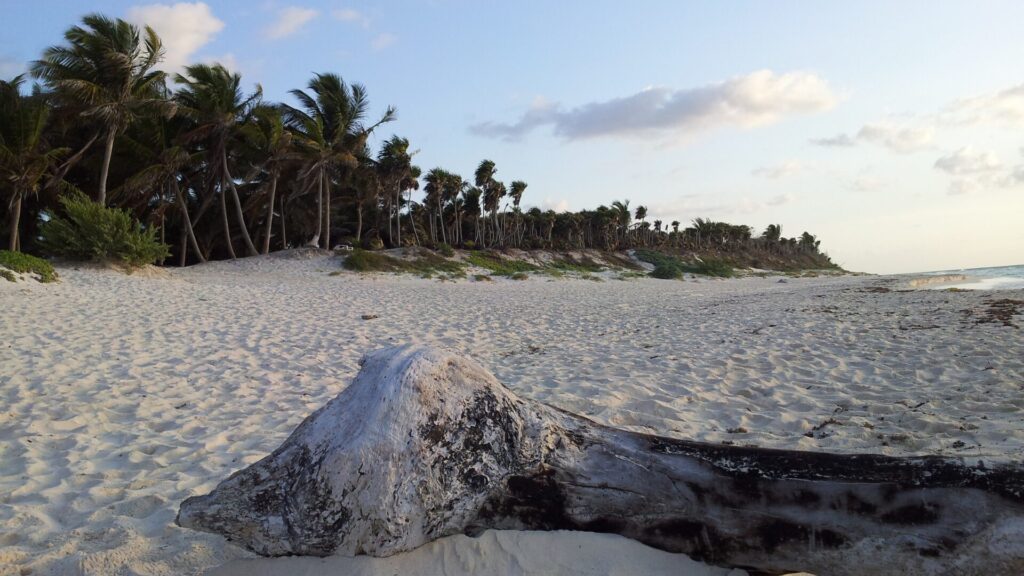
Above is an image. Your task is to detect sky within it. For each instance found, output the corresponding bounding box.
[2,1,1023,273]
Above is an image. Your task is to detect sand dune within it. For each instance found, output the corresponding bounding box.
[1,254,1021,575]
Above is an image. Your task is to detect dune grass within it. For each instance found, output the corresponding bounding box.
[343,249,465,275]
[634,249,734,279]
[464,252,538,276]
[0,250,58,283]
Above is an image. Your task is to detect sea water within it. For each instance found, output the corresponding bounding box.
[925,264,1024,290]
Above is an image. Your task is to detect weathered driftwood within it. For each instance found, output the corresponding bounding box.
[178,345,1024,575]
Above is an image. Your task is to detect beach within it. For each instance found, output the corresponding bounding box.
[1,254,1022,575]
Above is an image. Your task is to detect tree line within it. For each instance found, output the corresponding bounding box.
[0,13,833,268]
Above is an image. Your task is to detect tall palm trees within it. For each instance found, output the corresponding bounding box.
[285,73,394,249]
[175,63,262,258]
[240,104,293,254]
[31,14,170,206]
[0,76,68,251]
[376,135,417,246]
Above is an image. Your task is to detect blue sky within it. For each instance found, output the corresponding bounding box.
[3,1,1023,273]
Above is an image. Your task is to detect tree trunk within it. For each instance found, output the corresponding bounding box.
[262,175,277,255]
[323,178,331,249]
[279,194,287,250]
[310,171,323,247]
[395,189,401,247]
[222,153,258,256]
[179,346,1024,576]
[97,129,116,206]
[219,180,236,259]
[174,180,206,264]
[356,202,363,242]
[408,192,419,246]
[8,194,22,251]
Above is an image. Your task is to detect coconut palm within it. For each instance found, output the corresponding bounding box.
[0,76,69,251]
[240,104,293,254]
[31,14,171,206]
[174,63,261,258]
[376,135,417,246]
[285,73,394,249]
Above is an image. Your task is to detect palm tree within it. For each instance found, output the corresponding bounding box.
[376,135,417,246]
[240,104,293,254]
[119,112,205,264]
[0,76,68,251]
[285,73,394,249]
[175,63,261,258]
[31,14,170,206]
[610,200,631,246]
[509,180,527,246]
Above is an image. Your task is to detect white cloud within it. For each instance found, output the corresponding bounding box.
[539,198,570,212]
[371,32,397,51]
[934,146,1003,175]
[809,133,856,147]
[932,146,1024,195]
[471,70,837,142]
[126,2,224,74]
[944,82,1024,126]
[333,8,370,28]
[814,120,934,153]
[751,160,803,179]
[856,122,934,153]
[266,6,318,39]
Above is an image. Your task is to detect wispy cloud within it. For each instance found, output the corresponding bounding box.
[126,2,224,74]
[932,146,1023,195]
[371,32,397,51]
[812,121,934,154]
[266,6,318,39]
[934,146,1002,175]
[471,70,837,142]
[333,8,370,28]
[751,160,804,179]
[943,82,1024,126]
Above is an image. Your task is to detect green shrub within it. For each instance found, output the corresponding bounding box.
[473,274,492,282]
[510,272,529,280]
[1,269,16,282]
[344,248,464,275]
[465,252,537,276]
[681,258,734,278]
[40,192,169,268]
[650,264,682,279]
[437,243,455,257]
[0,250,58,282]
[463,240,476,249]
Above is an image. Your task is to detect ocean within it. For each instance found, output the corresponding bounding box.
[925,264,1024,290]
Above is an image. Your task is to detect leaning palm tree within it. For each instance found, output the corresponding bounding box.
[31,14,171,206]
[376,135,417,246]
[175,63,261,258]
[0,76,69,251]
[285,73,394,249]
[119,113,205,264]
[239,104,293,254]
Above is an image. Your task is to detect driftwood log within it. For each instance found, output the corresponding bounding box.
[178,345,1024,575]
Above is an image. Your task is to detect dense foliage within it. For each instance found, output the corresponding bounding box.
[0,13,836,271]
[40,191,170,267]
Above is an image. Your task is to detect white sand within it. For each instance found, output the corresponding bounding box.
[1,254,1022,575]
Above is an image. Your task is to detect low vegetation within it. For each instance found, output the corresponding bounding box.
[634,249,735,279]
[342,248,463,275]
[464,252,537,276]
[0,249,57,282]
[40,192,169,269]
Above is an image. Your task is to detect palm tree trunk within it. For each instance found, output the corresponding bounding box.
[323,178,331,250]
[262,175,278,255]
[222,154,258,256]
[97,129,116,206]
[437,199,447,245]
[179,225,187,267]
[174,180,206,264]
[310,171,323,247]
[220,180,236,259]
[356,202,363,242]
[8,194,22,251]
[279,194,287,249]
[395,189,401,247]
[408,192,420,246]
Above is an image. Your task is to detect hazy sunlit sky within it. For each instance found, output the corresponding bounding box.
[2,1,1023,273]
